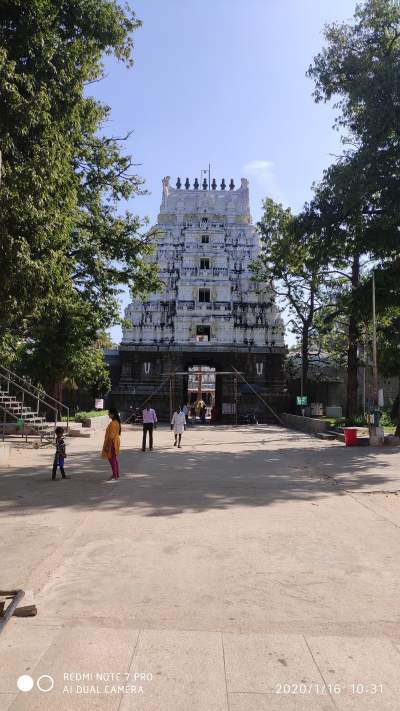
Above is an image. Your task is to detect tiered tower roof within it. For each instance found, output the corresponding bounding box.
[122,176,285,352]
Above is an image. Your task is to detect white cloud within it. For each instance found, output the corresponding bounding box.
[243,159,284,204]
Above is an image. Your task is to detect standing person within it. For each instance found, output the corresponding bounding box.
[200,402,207,424]
[171,406,186,448]
[142,405,157,451]
[52,426,68,480]
[102,408,121,481]
[195,399,204,419]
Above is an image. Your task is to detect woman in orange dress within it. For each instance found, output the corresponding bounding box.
[102,408,121,480]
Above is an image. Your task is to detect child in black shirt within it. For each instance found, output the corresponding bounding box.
[52,426,68,480]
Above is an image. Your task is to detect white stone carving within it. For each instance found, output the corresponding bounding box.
[162,176,171,205]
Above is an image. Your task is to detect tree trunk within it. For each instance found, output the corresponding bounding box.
[300,287,315,400]
[346,255,360,421]
[301,324,309,397]
[391,388,400,437]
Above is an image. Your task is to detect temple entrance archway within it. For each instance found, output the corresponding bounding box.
[114,348,288,425]
[173,362,239,424]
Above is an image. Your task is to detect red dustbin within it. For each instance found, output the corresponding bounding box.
[344,427,358,446]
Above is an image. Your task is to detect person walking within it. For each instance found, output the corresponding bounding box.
[171,406,186,448]
[142,405,157,451]
[102,408,121,481]
[52,426,68,480]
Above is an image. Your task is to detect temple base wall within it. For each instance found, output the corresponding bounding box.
[107,346,289,422]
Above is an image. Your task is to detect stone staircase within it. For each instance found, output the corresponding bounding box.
[0,365,69,445]
[0,389,56,443]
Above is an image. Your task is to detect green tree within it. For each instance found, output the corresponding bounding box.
[307,0,399,259]
[253,198,329,394]
[305,0,400,417]
[15,295,107,392]
[0,1,159,387]
[302,159,369,419]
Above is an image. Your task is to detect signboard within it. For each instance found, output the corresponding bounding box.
[296,396,308,406]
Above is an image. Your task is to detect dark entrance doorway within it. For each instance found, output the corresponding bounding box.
[187,366,216,406]
[186,366,216,422]
[174,365,237,424]
[196,325,210,342]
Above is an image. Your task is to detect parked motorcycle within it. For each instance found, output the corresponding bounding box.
[239,412,259,425]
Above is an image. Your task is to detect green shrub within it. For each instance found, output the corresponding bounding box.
[347,414,368,427]
[379,410,395,427]
[74,410,108,423]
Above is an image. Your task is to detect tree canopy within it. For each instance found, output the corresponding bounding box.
[305,0,400,416]
[253,198,329,391]
[0,1,159,391]
[254,1,400,419]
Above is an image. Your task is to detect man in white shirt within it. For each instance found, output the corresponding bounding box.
[142,406,157,451]
[171,406,186,448]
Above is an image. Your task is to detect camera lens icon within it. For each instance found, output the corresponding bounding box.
[37,675,54,692]
[17,675,34,693]
[17,674,54,693]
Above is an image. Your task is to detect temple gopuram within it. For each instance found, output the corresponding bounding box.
[107,175,288,421]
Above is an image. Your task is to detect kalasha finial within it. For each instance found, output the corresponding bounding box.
[176,177,181,189]
[220,178,226,190]
[185,178,190,189]
[194,178,199,190]
[202,178,208,190]
[211,178,217,190]
[229,179,235,190]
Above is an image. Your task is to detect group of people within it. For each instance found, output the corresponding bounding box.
[102,405,189,481]
[51,404,190,482]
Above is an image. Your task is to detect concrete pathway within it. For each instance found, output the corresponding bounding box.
[1,425,400,710]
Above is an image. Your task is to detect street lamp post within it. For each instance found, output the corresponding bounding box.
[369,270,382,444]
[372,271,378,409]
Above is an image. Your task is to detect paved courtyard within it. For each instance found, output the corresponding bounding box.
[1,424,400,710]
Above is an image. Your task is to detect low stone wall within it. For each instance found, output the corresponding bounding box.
[81,415,109,430]
[281,413,329,435]
[0,423,55,435]
[0,442,11,466]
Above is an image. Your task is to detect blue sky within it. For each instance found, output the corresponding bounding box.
[89,0,357,343]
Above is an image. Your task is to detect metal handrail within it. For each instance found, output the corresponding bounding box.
[0,371,60,442]
[0,364,69,429]
[0,373,58,416]
[0,590,25,634]
[231,366,284,426]
[0,402,54,444]
[122,370,179,424]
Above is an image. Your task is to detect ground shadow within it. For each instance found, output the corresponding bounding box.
[0,425,398,518]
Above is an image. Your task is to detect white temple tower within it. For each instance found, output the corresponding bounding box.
[114,175,287,420]
[122,176,285,349]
